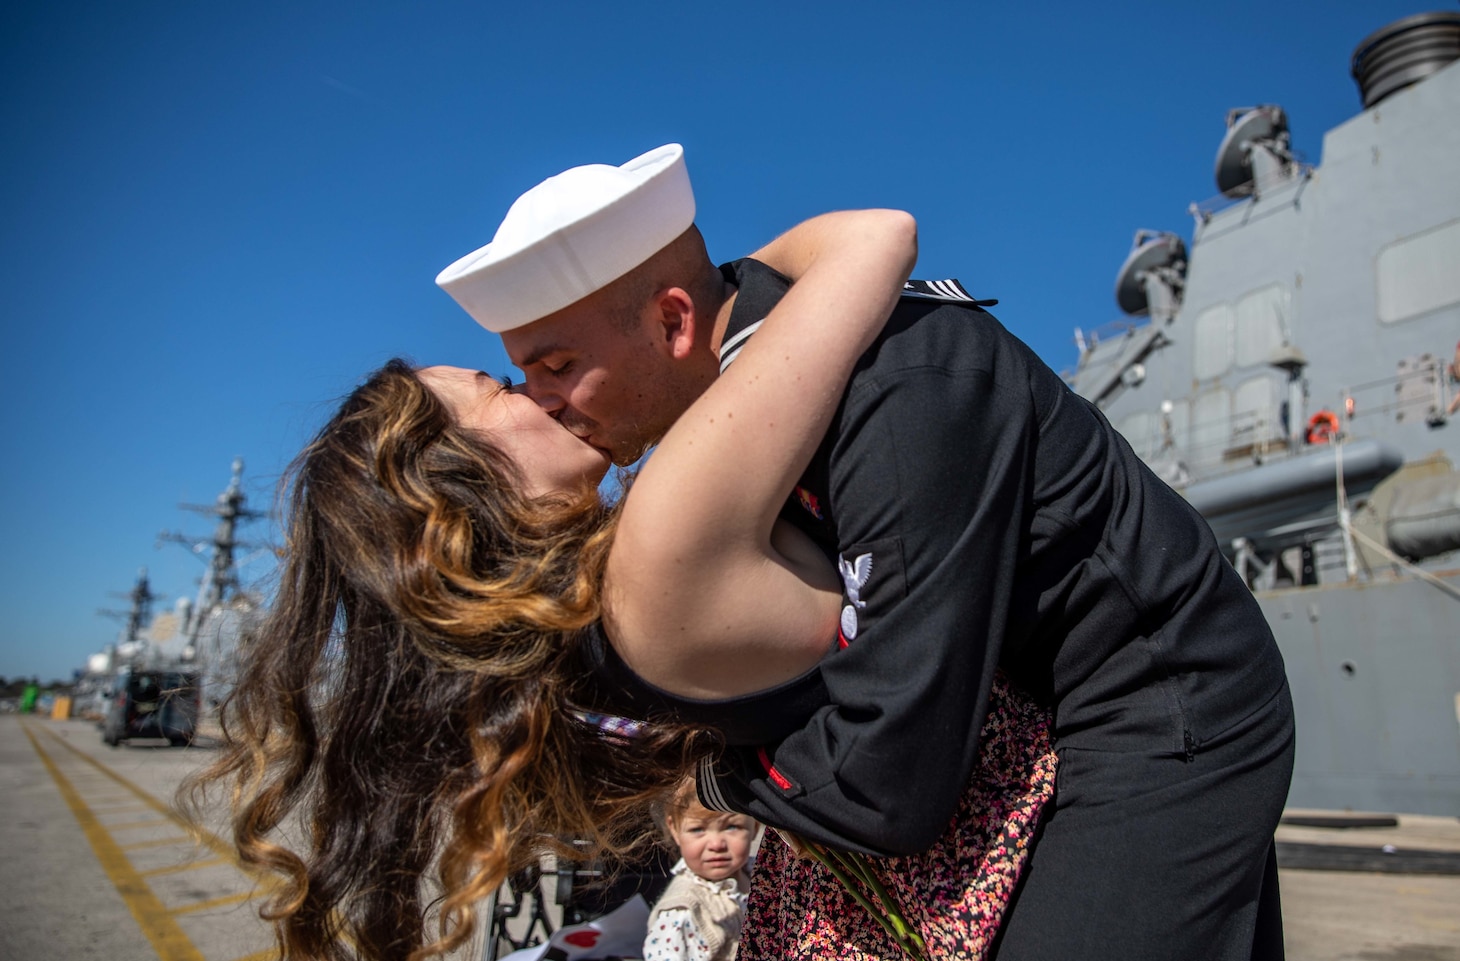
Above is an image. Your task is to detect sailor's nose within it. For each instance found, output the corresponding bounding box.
[523,380,566,415]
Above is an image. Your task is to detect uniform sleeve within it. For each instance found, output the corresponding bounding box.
[643,908,706,961]
[698,359,1037,856]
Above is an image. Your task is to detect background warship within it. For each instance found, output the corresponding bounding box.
[72,459,267,730]
[1064,11,1460,816]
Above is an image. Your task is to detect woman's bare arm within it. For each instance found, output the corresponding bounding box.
[605,210,916,698]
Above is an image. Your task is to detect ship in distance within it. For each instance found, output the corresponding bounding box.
[1063,11,1460,817]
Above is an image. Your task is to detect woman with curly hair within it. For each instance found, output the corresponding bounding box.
[188,351,713,961]
[189,210,1041,961]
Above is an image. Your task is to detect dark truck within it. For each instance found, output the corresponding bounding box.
[102,669,201,747]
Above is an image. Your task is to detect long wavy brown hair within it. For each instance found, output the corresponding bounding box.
[183,359,714,961]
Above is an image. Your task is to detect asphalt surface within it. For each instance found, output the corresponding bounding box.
[1,714,276,961]
[3,715,1457,960]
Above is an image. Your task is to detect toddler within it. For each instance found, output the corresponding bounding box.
[643,778,757,961]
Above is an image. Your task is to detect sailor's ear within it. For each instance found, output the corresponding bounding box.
[652,287,699,360]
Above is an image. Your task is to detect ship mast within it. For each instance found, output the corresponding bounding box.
[158,458,266,667]
[96,567,160,664]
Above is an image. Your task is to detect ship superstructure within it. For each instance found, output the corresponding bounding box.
[1065,12,1460,815]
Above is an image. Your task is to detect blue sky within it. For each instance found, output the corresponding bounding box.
[0,1,1428,681]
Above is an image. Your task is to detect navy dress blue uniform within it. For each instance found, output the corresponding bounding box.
[586,258,1294,960]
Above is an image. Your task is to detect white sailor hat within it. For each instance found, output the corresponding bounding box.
[435,143,695,333]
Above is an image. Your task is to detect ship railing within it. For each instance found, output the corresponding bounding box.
[1331,358,1453,432]
[1061,316,1153,384]
[1187,161,1316,243]
[1186,192,1245,228]
[1129,407,1293,485]
[1135,360,1455,487]
[1220,408,1289,464]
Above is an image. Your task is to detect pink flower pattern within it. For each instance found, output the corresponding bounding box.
[643,910,711,960]
[739,672,1057,960]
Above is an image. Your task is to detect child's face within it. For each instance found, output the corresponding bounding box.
[668,803,755,882]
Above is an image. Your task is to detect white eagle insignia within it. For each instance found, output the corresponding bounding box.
[838,551,873,641]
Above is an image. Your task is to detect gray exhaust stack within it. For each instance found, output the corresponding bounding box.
[1351,11,1460,108]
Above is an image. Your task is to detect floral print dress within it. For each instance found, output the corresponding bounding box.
[738,672,1057,961]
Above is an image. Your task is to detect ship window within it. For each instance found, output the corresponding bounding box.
[1234,285,1290,368]
[1376,218,1460,325]
[1191,388,1231,467]
[1119,411,1159,459]
[1193,303,1234,379]
[1233,376,1281,450]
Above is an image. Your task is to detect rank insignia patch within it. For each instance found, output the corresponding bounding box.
[901,277,999,307]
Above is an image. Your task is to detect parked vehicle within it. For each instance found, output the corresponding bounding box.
[102,669,200,747]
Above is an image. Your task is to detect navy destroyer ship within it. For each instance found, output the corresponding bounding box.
[1064,12,1460,816]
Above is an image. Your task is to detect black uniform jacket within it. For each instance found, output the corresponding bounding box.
[585,258,1288,857]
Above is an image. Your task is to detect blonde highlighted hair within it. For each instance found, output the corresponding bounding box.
[183,360,714,961]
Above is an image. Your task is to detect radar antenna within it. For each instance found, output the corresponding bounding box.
[1214,105,1295,199]
[1114,230,1187,320]
[1083,231,1188,410]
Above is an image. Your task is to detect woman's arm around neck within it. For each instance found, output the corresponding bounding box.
[605,209,917,698]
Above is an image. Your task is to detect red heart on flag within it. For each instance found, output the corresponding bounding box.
[563,930,600,948]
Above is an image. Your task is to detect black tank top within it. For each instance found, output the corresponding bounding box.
[578,621,832,746]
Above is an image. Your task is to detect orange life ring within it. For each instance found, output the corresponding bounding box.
[1306,410,1340,445]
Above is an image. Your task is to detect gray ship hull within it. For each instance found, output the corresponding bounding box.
[1262,572,1460,815]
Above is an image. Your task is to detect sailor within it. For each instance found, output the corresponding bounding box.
[437,143,1296,961]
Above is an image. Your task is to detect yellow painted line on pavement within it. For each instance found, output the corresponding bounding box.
[141,856,232,878]
[1417,914,1460,933]
[40,725,236,861]
[39,725,286,916]
[121,835,195,852]
[107,818,176,831]
[22,723,206,961]
[171,891,257,916]
[229,949,281,961]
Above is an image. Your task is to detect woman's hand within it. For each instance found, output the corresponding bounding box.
[753,209,918,292]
